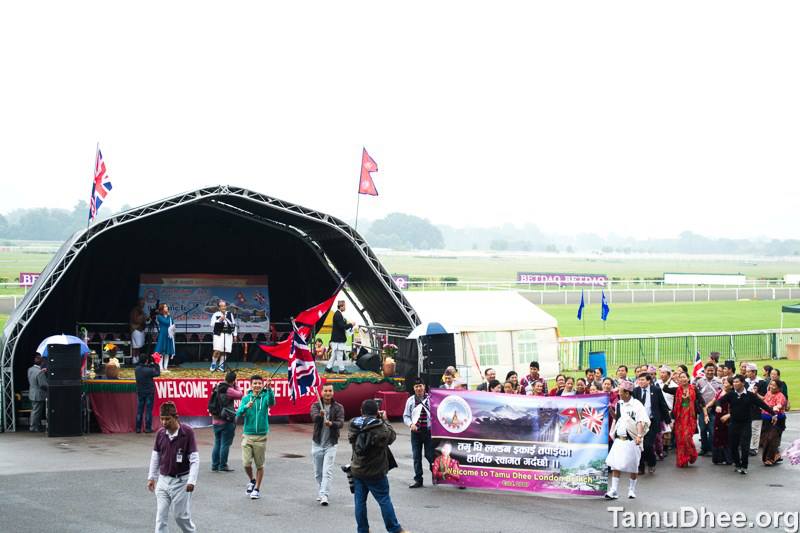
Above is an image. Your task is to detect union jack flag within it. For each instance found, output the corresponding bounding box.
[287,322,322,403]
[580,404,604,434]
[88,145,112,223]
[692,351,705,379]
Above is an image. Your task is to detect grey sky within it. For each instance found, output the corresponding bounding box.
[1,1,798,239]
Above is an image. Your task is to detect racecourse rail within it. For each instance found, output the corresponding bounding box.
[558,328,800,371]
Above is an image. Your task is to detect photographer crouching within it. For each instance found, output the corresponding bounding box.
[346,399,408,533]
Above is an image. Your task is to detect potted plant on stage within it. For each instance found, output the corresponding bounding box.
[381,343,398,377]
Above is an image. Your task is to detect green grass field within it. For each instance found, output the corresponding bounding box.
[377,253,800,281]
[542,300,800,337]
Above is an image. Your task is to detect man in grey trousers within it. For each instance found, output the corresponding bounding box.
[27,355,48,432]
[310,383,345,506]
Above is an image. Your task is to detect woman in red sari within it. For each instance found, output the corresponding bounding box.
[670,371,708,468]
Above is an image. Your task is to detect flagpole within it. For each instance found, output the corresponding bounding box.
[87,142,98,228]
[354,191,361,231]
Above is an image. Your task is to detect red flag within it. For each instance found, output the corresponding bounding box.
[295,292,338,329]
[258,339,292,361]
[559,407,582,432]
[358,148,379,196]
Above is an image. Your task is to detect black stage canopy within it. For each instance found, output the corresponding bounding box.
[1,185,419,431]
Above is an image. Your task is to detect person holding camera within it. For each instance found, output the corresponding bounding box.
[347,399,407,533]
[210,371,243,472]
[135,354,160,433]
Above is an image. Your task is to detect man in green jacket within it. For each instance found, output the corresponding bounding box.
[236,374,275,500]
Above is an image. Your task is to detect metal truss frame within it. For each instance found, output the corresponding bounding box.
[1,185,418,431]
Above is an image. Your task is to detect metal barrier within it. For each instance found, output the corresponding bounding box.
[558,329,800,371]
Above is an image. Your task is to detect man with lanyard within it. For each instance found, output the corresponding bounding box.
[210,300,237,373]
[605,380,648,500]
[632,372,671,474]
[403,378,433,488]
[326,300,354,374]
[147,401,199,533]
[694,362,722,456]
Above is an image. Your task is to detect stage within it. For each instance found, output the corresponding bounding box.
[84,363,407,433]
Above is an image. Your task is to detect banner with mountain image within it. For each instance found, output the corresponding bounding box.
[429,389,610,496]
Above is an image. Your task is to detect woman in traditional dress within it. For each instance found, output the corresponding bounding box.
[670,371,708,468]
[712,377,733,465]
[761,379,787,466]
[155,303,175,371]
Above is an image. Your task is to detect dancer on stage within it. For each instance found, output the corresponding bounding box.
[210,300,237,372]
[156,304,176,372]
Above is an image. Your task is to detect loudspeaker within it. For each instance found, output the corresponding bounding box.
[47,344,82,381]
[420,334,456,389]
[355,351,382,373]
[47,384,83,437]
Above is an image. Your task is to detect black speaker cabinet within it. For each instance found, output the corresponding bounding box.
[46,344,82,381]
[47,384,82,437]
[420,334,456,389]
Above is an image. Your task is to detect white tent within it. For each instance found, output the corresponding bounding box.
[404,291,560,387]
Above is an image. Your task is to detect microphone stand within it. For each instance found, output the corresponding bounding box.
[172,305,199,364]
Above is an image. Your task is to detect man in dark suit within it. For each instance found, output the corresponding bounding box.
[326,300,353,374]
[632,372,671,474]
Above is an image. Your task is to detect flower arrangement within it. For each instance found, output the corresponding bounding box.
[103,342,118,353]
[382,343,398,358]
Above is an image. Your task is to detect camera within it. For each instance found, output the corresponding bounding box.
[341,464,355,494]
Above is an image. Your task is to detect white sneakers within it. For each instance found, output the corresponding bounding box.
[628,489,636,499]
[604,490,618,500]
[250,489,261,500]
[246,480,255,495]
[320,495,328,506]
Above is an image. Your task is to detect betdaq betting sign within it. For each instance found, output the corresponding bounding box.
[517,272,607,287]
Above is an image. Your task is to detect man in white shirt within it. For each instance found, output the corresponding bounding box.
[210,300,237,372]
[605,380,648,500]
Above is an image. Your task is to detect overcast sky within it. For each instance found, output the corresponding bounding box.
[1,1,798,240]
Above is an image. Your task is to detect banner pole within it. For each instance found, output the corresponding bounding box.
[354,191,361,231]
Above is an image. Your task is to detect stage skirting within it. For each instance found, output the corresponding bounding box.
[84,377,401,433]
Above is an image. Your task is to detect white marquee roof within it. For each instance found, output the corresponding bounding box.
[404,291,558,333]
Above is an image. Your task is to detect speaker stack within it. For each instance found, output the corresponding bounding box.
[420,334,456,390]
[46,344,83,437]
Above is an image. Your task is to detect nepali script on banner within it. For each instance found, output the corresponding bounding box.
[139,274,270,333]
[430,390,609,496]
[151,378,318,419]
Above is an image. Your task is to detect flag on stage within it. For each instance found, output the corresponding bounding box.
[358,148,379,196]
[257,338,292,361]
[601,290,610,321]
[287,323,322,403]
[577,289,585,320]
[692,351,705,379]
[88,145,112,223]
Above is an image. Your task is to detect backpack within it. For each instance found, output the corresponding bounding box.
[208,383,236,422]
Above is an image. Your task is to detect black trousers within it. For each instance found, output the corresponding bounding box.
[729,421,752,469]
[410,428,434,483]
[639,420,658,469]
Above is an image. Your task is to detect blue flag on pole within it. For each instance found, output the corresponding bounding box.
[577,289,585,320]
[601,290,610,321]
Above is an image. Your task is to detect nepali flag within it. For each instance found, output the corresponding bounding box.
[692,351,705,379]
[581,405,603,434]
[287,323,322,403]
[358,147,378,196]
[294,279,347,330]
[88,144,112,223]
[559,407,582,432]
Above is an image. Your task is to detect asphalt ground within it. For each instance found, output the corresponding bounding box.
[1,422,799,533]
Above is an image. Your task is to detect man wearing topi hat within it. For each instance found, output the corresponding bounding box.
[605,380,649,500]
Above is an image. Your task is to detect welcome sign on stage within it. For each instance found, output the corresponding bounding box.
[139,274,270,333]
[430,389,609,496]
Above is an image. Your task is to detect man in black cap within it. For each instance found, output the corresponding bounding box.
[348,399,407,533]
[403,377,433,488]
